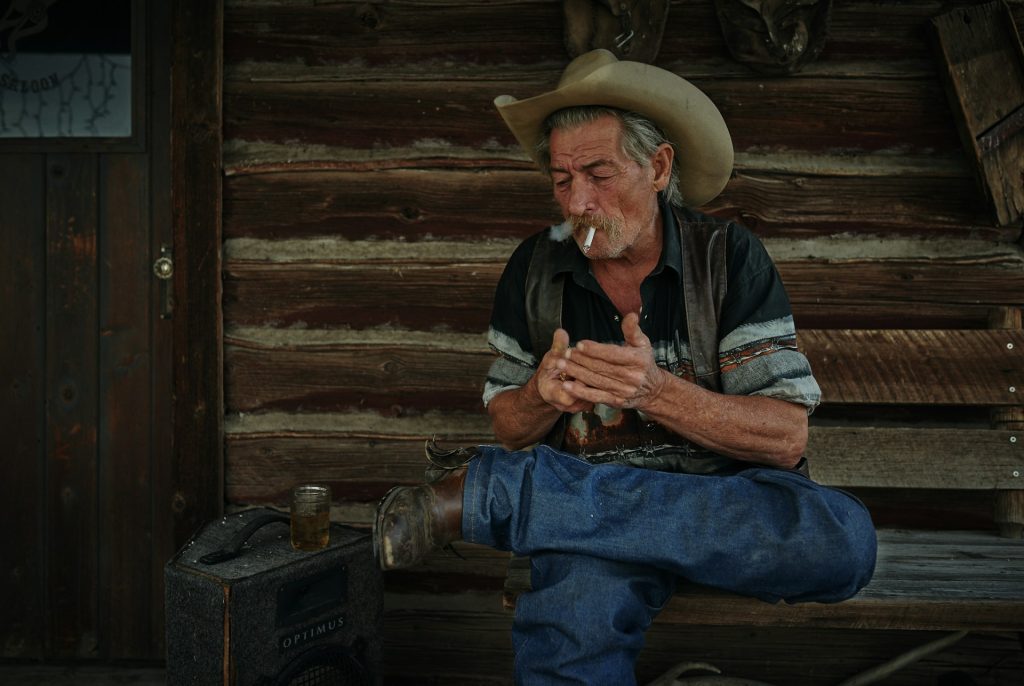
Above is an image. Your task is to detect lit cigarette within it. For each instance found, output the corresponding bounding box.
[582,226,596,253]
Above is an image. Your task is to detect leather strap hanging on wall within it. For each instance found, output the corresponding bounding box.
[563,0,670,64]
[714,0,834,75]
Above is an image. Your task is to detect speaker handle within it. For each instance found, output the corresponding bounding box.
[199,513,291,565]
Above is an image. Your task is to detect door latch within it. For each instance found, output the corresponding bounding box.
[153,244,174,319]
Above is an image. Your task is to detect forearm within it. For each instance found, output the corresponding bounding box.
[641,370,808,468]
[487,376,564,450]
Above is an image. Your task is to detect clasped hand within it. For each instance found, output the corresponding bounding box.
[536,312,668,412]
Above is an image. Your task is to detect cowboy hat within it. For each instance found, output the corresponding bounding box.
[494,49,733,207]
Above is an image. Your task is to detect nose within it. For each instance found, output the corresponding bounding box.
[565,179,596,216]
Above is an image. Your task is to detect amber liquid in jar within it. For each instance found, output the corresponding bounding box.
[290,484,331,551]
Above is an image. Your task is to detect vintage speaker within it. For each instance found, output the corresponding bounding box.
[165,508,382,685]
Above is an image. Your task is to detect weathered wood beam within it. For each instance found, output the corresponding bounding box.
[224,329,491,414]
[223,1,1024,70]
[222,248,1024,330]
[800,328,1022,405]
[222,165,1007,241]
[806,427,1021,489]
[0,155,46,660]
[224,0,567,69]
[930,0,1024,226]
[503,530,1024,631]
[223,77,959,155]
[223,327,1023,413]
[224,414,1021,500]
[378,598,1024,684]
[45,154,99,657]
[171,0,225,559]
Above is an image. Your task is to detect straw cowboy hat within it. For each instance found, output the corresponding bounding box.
[494,49,734,207]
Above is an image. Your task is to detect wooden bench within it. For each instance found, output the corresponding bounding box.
[502,310,1024,637]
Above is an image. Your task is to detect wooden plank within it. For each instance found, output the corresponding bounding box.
[223,332,491,414]
[221,166,999,242]
[148,0,176,658]
[45,154,99,658]
[799,329,1023,405]
[852,488,994,531]
[224,424,1022,500]
[382,590,514,685]
[0,667,166,686]
[223,328,1023,413]
[98,154,153,659]
[713,168,991,239]
[170,0,225,551]
[639,625,1024,686]
[931,0,1024,225]
[224,261,501,330]
[223,169,552,241]
[223,255,1024,332]
[807,427,1022,489]
[503,530,1024,631]
[223,0,1024,71]
[0,154,46,659]
[227,435,443,502]
[225,0,566,69]
[655,595,1024,632]
[224,410,493,502]
[380,593,1024,685]
[779,259,1024,323]
[825,1,1024,65]
[223,76,959,156]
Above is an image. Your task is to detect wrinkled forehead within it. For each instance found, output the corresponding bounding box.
[547,118,629,168]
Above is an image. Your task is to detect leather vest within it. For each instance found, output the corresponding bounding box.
[524,206,752,475]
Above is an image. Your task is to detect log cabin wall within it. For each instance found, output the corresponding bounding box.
[221,0,1024,682]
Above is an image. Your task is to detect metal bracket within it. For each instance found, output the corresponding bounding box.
[562,0,668,64]
[153,244,174,319]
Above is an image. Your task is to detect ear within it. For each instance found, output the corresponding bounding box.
[651,142,674,192]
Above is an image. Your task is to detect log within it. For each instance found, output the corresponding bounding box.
[989,306,1024,538]
[223,255,1024,331]
[799,329,1023,406]
[224,76,959,155]
[223,328,1024,412]
[806,427,1021,489]
[223,1,1024,70]
[221,165,1004,241]
[224,422,1020,499]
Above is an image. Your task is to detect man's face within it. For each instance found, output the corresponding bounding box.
[548,115,662,260]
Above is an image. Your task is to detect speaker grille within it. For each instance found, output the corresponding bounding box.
[271,643,372,686]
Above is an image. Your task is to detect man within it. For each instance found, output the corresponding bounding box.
[375,49,876,685]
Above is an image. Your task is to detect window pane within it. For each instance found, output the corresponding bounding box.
[0,0,132,138]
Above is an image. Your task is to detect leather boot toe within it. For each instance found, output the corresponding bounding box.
[374,469,465,570]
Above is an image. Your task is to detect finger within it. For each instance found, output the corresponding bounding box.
[557,386,596,414]
[620,312,651,349]
[566,340,649,379]
[550,328,570,355]
[571,338,637,365]
[547,377,596,413]
[558,357,639,398]
[561,379,626,408]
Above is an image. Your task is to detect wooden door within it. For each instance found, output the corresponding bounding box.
[0,0,185,661]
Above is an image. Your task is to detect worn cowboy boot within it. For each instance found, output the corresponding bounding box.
[423,436,480,483]
[373,455,468,570]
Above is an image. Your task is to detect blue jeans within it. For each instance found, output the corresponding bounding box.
[462,444,877,685]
